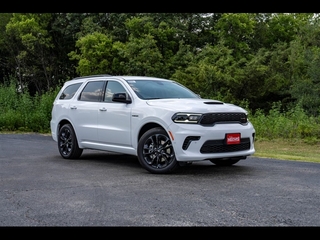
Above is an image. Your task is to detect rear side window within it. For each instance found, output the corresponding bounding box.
[79,81,105,102]
[59,83,82,100]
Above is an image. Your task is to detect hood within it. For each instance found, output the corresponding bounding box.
[146,98,246,113]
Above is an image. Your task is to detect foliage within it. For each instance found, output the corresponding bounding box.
[213,13,255,60]
[289,22,320,116]
[250,102,320,141]
[68,32,114,75]
[5,13,55,94]
[1,13,320,121]
[0,79,58,133]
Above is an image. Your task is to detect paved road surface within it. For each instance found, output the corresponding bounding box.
[0,133,319,226]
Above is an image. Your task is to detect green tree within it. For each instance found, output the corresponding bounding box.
[49,13,90,82]
[0,13,13,83]
[121,34,164,77]
[84,13,138,42]
[5,13,55,94]
[289,16,320,116]
[233,42,292,111]
[172,43,235,100]
[213,13,255,60]
[144,13,222,48]
[117,16,177,77]
[68,32,114,76]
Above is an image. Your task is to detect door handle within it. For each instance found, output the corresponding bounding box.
[99,107,107,111]
[70,106,77,109]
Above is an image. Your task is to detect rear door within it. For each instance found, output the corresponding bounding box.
[69,80,105,143]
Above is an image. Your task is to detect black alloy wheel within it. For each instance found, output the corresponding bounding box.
[58,123,83,159]
[137,127,179,174]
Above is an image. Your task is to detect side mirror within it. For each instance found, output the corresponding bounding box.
[112,93,132,103]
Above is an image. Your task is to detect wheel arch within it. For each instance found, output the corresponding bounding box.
[138,122,165,142]
[57,119,72,138]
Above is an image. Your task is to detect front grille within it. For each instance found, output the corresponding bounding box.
[200,138,250,153]
[200,112,247,125]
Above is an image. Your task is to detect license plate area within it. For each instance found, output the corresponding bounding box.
[225,133,241,145]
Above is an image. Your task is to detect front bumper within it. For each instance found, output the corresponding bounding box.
[168,122,255,162]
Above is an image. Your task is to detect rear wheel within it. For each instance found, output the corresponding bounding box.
[58,123,83,159]
[137,127,179,174]
[209,158,241,166]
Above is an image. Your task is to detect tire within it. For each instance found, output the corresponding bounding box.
[137,127,180,174]
[58,123,83,159]
[209,158,241,166]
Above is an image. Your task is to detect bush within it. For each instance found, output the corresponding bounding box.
[0,79,59,133]
[250,101,320,142]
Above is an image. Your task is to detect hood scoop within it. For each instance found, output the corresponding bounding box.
[203,101,223,105]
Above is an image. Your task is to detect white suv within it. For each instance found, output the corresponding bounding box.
[50,75,255,174]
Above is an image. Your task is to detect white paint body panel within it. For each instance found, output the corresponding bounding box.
[51,76,255,162]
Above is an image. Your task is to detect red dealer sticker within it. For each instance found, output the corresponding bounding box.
[226,133,241,145]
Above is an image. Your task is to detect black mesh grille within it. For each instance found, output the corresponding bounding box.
[200,138,250,153]
[200,112,247,125]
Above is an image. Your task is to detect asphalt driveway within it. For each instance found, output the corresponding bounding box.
[0,133,319,226]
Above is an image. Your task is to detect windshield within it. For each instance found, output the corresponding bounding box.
[126,80,200,100]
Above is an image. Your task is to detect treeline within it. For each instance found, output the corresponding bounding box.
[0,13,320,116]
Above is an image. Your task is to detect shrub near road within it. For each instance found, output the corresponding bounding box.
[0,80,59,133]
[251,102,320,142]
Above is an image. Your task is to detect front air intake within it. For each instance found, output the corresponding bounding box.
[182,136,201,150]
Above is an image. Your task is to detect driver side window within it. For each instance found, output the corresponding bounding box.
[104,81,127,102]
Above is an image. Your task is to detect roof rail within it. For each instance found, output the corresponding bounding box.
[73,74,113,80]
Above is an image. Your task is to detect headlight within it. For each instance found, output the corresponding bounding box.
[172,113,202,124]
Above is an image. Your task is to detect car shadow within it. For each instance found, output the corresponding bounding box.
[68,149,253,176]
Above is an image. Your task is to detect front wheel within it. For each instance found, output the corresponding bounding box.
[58,123,83,159]
[137,127,179,174]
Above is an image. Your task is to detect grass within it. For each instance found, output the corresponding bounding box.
[253,139,320,163]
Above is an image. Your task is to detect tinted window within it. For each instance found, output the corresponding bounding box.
[59,83,82,100]
[104,81,127,102]
[126,80,199,100]
[79,81,104,102]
